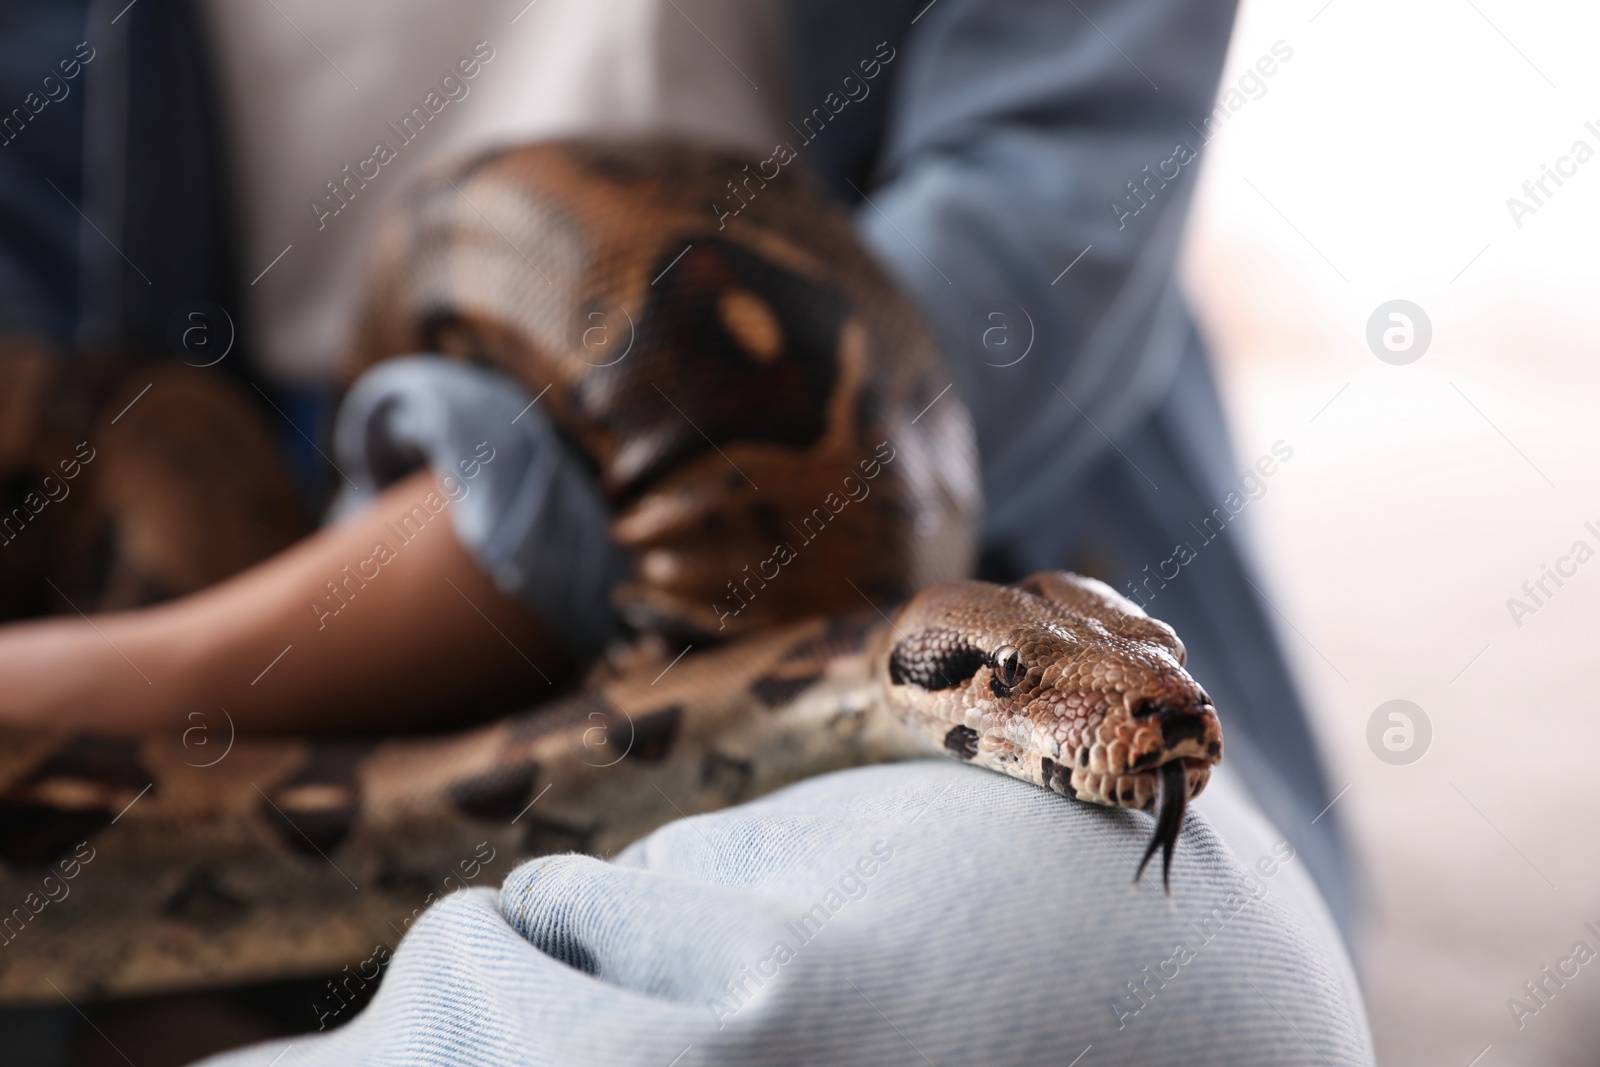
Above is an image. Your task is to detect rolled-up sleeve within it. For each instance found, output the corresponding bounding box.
[329,356,632,661]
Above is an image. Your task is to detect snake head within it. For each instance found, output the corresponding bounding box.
[879,571,1223,888]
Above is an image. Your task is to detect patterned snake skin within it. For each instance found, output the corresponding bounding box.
[0,140,1221,1003]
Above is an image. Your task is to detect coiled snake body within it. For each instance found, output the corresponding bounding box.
[0,141,1221,1002]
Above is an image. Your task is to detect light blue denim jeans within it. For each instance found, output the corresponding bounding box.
[202,760,1370,1066]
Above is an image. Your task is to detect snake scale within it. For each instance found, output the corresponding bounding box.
[0,140,1222,1003]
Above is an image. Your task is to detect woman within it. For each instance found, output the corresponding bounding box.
[0,1,1366,1063]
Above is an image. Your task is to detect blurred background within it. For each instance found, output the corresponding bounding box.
[1187,0,1600,1062]
[4,0,1598,1062]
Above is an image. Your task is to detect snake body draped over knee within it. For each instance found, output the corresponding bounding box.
[0,140,1222,1001]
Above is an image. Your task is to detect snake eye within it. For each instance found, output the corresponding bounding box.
[990,645,1023,694]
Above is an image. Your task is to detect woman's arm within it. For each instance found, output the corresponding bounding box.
[0,469,567,736]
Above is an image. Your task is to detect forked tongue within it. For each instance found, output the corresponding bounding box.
[1133,759,1188,895]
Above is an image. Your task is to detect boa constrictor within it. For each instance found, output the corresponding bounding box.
[0,140,1222,1003]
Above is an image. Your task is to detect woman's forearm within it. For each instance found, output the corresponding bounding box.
[0,470,569,736]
